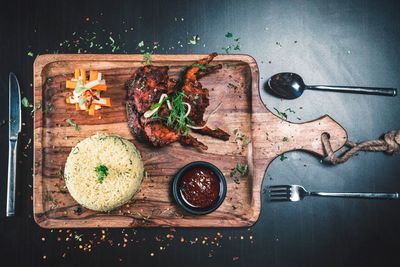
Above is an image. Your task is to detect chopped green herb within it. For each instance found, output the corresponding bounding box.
[285,108,295,114]
[66,119,80,131]
[273,107,288,120]
[234,129,251,149]
[43,103,54,113]
[27,52,34,57]
[230,163,248,184]
[166,90,192,135]
[138,41,144,47]
[223,45,232,54]
[21,97,33,108]
[143,52,152,66]
[95,164,109,183]
[31,101,42,115]
[191,63,207,70]
[223,32,241,54]
[74,234,83,242]
[188,35,200,45]
[150,102,162,110]
[280,154,288,161]
[282,137,289,142]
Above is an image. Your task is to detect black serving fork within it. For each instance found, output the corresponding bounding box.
[267,185,400,202]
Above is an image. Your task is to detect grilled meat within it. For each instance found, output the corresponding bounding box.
[126,53,229,150]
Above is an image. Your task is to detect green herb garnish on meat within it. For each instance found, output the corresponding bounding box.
[95,164,109,184]
[166,90,193,135]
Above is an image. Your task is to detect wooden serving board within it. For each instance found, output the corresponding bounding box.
[33,54,347,228]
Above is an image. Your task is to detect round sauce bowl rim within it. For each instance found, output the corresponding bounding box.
[172,161,227,215]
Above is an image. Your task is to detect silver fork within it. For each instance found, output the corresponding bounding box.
[267,185,400,201]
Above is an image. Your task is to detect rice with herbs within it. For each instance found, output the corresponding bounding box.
[64,133,144,211]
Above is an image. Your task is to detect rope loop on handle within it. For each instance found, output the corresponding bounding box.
[321,130,400,165]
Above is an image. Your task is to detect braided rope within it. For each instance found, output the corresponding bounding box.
[321,130,400,164]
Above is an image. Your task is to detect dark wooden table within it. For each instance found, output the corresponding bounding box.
[1,0,399,266]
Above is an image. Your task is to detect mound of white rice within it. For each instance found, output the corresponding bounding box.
[64,133,144,211]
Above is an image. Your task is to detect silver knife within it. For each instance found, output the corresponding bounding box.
[7,73,21,217]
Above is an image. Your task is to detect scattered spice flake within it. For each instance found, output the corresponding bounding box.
[66,119,80,131]
[21,97,33,108]
[280,154,288,161]
[188,35,200,45]
[227,82,238,91]
[273,107,287,120]
[230,163,248,184]
[282,136,289,142]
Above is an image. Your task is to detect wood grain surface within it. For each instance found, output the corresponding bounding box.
[33,54,347,228]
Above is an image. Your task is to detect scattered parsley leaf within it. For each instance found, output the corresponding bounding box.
[191,63,208,70]
[225,32,233,38]
[273,107,288,120]
[188,35,200,45]
[143,52,152,66]
[21,97,33,108]
[223,45,232,54]
[230,163,248,184]
[223,32,240,53]
[31,101,42,115]
[280,154,288,161]
[285,108,295,114]
[138,41,144,47]
[109,36,115,44]
[282,137,289,142]
[66,119,80,131]
[95,164,109,183]
[74,234,83,242]
[27,52,34,57]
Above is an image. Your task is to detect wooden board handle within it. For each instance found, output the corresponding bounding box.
[252,114,348,159]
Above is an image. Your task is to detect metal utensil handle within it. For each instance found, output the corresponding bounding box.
[6,140,17,217]
[307,85,397,97]
[310,192,399,199]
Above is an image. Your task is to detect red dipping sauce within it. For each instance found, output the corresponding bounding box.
[179,166,220,209]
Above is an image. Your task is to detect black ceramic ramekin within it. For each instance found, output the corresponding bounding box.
[171,161,227,215]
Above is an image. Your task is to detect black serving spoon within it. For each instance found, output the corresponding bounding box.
[266,72,397,99]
